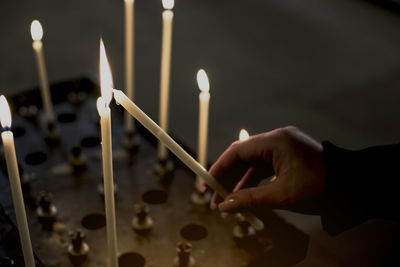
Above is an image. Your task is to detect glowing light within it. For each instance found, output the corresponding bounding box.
[125,0,134,3]
[197,69,210,92]
[0,95,12,128]
[100,38,114,105]
[239,129,249,141]
[30,20,43,41]
[162,0,174,9]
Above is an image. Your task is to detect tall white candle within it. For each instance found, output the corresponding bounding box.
[98,40,118,267]
[30,20,55,123]
[113,89,264,231]
[124,0,136,134]
[157,0,175,161]
[0,96,35,267]
[195,69,210,191]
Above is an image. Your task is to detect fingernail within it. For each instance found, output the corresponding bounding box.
[218,197,235,212]
[210,202,217,210]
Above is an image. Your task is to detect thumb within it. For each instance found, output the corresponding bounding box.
[218,181,286,213]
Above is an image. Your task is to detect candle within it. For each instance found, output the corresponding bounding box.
[195,69,210,192]
[98,40,118,267]
[113,89,264,231]
[0,96,35,267]
[157,0,175,161]
[30,20,55,123]
[124,0,136,134]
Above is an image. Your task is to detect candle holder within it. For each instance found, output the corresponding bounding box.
[131,203,153,236]
[233,213,256,239]
[36,192,57,231]
[69,144,87,174]
[173,242,195,267]
[0,77,308,266]
[44,121,60,146]
[153,157,174,183]
[68,229,89,266]
[190,188,211,206]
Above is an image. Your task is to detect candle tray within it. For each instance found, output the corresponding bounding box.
[0,77,308,267]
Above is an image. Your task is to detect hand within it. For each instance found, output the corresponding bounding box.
[209,126,327,214]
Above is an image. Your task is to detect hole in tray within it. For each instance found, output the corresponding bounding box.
[180,223,208,241]
[24,151,47,165]
[118,252,145,267]
[142,189,168,205]
[80,136,101,148]
[12,126,26,138]
[57,112,77,123]
[81,213,106,230]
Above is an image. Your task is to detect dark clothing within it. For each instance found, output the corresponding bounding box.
[321,141,400,235]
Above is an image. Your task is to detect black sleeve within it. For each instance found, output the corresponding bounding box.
[320,141,400,235]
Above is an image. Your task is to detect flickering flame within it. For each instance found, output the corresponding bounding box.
[197,69,209,92]
[100,38,114,105]
[0,95,12,129]
[239,129,249,141]
[30,20,43,41]
[162,0,174,10]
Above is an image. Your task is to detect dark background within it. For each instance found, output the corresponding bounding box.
[0,0,399,266]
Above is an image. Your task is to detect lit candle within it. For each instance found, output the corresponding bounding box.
[124,0,136,134]
[113,89,264,231]
[195,69,210,192]
[157,0,174,161]
[30,20,55,123]
[0,96,35,267]
[98,39,118,267]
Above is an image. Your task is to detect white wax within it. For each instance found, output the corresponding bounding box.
[98,100,119,267]
[2,131,35,267]
[113,90,264,230]
[32,40,55,123]
[124,0,135,133]
[157,10,174,160]
[195,91,210,190]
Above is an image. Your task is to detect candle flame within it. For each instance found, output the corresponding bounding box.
[0,95,12,129]
[30,20,43,41]
[162,0,174,9]
[100,38,114,105]
[239,129,249,141]
[197,69,210,92]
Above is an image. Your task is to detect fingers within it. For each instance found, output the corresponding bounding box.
[209,133,274,180]
[210,166,261,208]
[208,133,276,206]
[217,181,286,213]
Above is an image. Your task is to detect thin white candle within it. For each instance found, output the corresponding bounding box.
[157,0,175,160]
[195,69,210,191]
[30,20,55,123]
[113,89,264,231]
[98,40,118,267]
[124,0,136,134]
[0,96,35,267]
